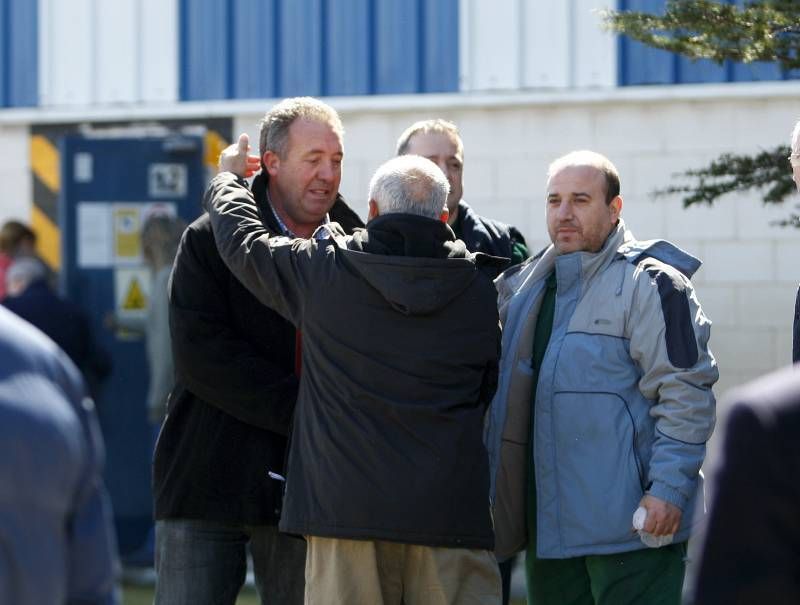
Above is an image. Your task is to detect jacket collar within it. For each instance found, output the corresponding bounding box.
[355,213,466,259]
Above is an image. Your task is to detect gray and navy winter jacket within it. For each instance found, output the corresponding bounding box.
[486,219,718,560]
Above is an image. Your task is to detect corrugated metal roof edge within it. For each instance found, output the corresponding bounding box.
[1,80,799,126]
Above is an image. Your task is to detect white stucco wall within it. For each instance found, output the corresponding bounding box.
[0,124,32,225]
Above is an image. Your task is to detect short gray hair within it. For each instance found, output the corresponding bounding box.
[259,97,344,163]
[396,119,463,157]
[369,155,450,220]
[6,256,46,291]
[547,150,621,205]
[792,119,800,155]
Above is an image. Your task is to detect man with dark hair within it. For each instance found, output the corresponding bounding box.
[153,97,363,605]
[397,119,529,266]
[485,150,718,604]
[206,145,505,603]
[0,305,119,605]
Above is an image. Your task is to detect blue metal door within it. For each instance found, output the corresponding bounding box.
[59,134,204,560]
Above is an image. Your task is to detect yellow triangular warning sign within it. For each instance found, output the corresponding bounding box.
[122,277,148,310]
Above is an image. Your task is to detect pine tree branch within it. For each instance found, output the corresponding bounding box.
[602,1,800,70]
[653,145,796,214]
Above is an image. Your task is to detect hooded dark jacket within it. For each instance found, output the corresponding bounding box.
[152,173,363,524]
[206,172,504,549]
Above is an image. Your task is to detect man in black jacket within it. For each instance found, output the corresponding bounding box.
[208,148,504,604]
[152,97,363,605]
[397,118,527,603]
[397,119,529,267]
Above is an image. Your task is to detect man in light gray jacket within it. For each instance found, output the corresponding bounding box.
[485,150,718,605]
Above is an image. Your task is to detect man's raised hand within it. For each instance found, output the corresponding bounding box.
[218,133,261,178]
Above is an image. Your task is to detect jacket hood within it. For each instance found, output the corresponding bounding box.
[617,236,702,278]
[342,214,503,315]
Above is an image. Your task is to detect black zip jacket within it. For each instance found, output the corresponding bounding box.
[152,173,363,524]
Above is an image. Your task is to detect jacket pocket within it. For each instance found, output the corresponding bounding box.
[551,391,644,550]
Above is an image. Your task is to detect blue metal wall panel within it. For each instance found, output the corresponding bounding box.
[374,0,420,94]
[181,0,230,100]
[618,0,674,85]
[422,0,458,93]
[180,0,458,100]
[620,0,797,86]
[325,0,371,96]
[279,0,322,96]
[232,0,278,99]
[728,0,783,82]
[0,0,37,107]
[677,57,728,84]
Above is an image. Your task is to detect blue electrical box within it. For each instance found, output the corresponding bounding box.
[59,134,205,560]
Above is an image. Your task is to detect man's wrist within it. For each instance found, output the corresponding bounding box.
[646,481,687,511]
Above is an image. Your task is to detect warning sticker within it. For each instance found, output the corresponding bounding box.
[114,268,151,322]
[114,206,142,263]
[122,276,147,311]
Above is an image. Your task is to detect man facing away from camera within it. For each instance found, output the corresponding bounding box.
[207,143,506,604]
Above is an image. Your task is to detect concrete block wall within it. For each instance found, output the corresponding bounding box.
[243,85,800,468]
[309,86,797,469]
[326,91,797,397]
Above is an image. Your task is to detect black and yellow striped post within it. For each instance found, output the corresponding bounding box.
[29,130,62,271]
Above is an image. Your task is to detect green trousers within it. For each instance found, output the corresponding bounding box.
[525,542,687,605]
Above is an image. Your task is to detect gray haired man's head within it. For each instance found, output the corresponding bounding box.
[368,155,450,221]
[6,256,47,297]
[259,97,344,165]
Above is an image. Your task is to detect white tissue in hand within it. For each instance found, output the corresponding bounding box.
[632,506,674,548]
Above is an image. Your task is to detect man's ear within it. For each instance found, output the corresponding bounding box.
[263,151,280,176]
[610,195,623,222]
[367,199,379,221]
[439,207,449,224]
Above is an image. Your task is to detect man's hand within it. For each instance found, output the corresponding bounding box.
[218,133,261,178]
[636,494,682,536]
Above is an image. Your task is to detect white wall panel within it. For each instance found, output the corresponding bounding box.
[0,126,31,224]
[521,1,569,88]
[95,0,138,104]
[572,0,617,87]
[140,0,178,103]
[461,0,617,92]
[40,0,94,106]
[39,0,178,107]
[460,0,522,91]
